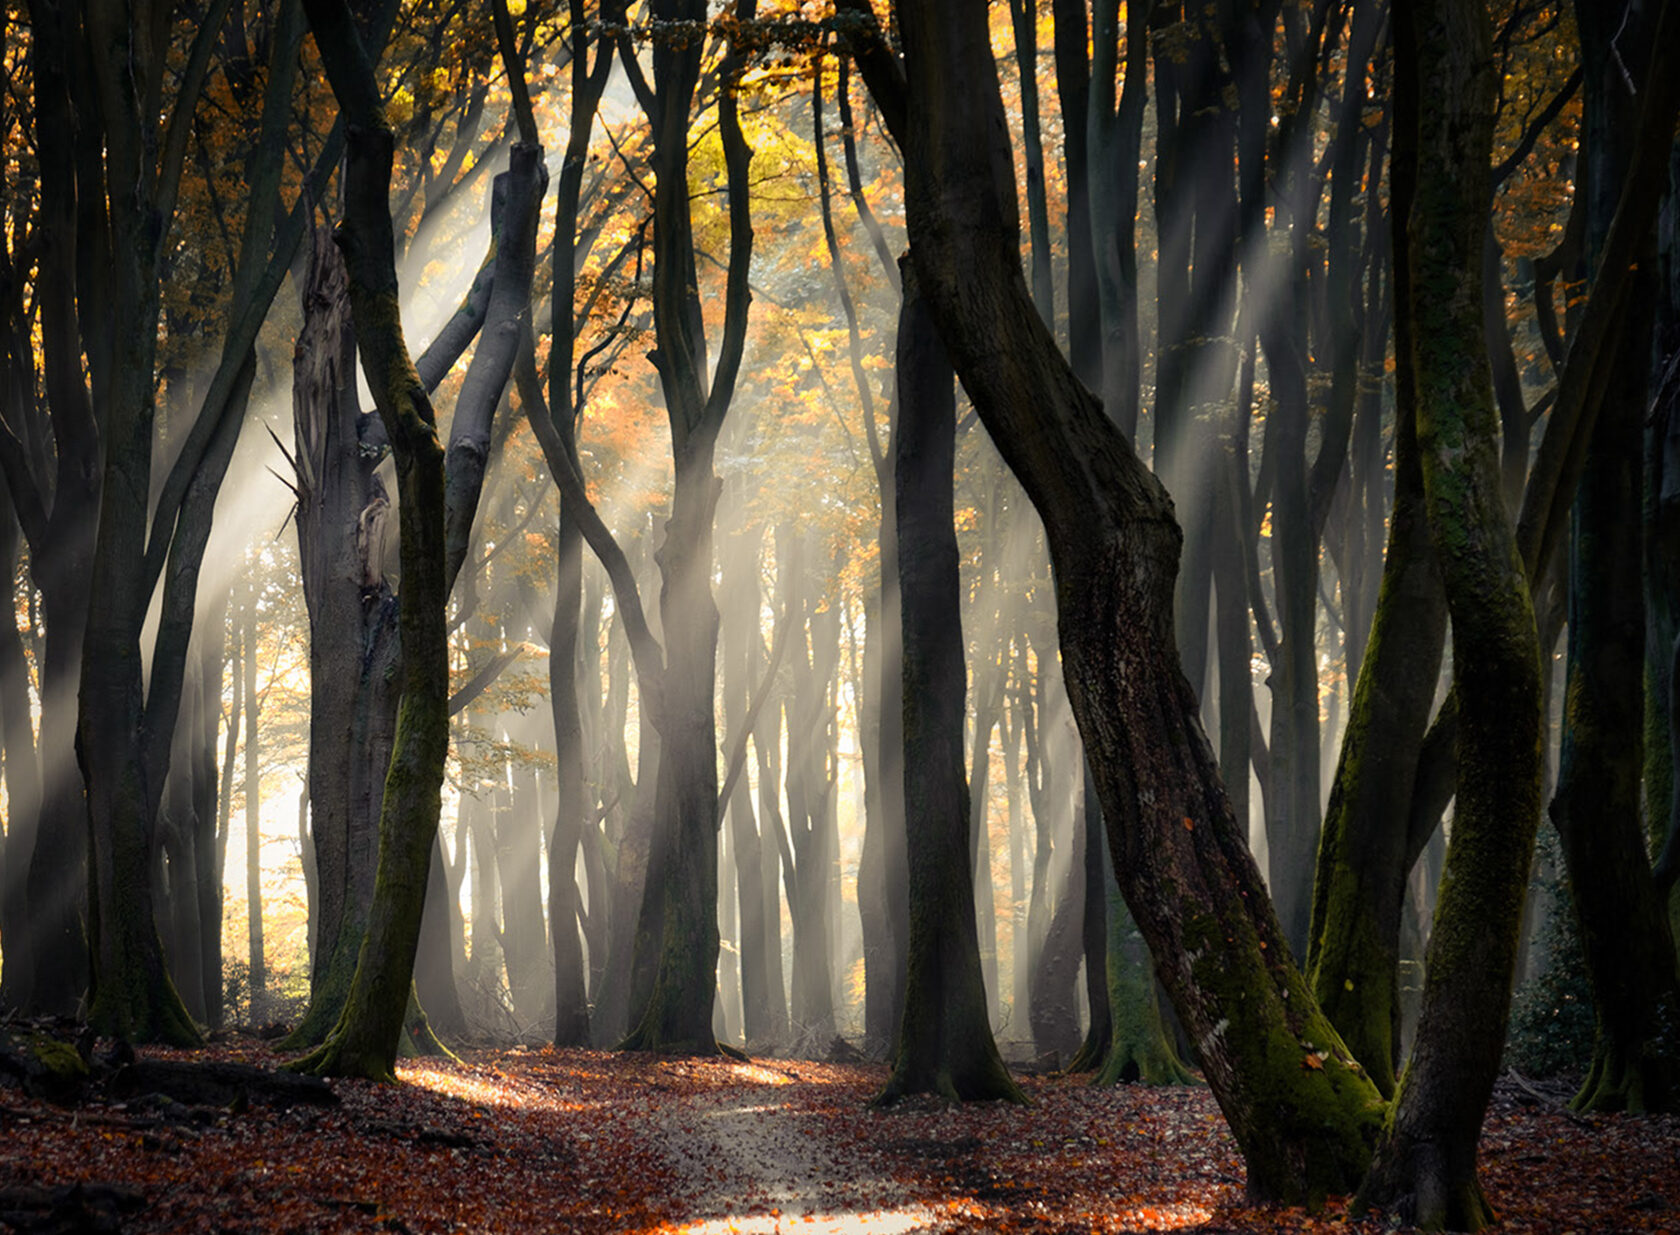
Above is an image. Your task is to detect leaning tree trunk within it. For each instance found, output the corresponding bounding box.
[1353,2,1544,1226]
[876,264,1023,1105]
[847,0,1384,1202]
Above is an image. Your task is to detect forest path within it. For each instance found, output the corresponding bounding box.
[644,1056,941,1233]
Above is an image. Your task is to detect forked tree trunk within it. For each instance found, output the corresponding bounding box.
[618,0,756,1056]
[293,0,542,1078]
[1353,3,1544,1226]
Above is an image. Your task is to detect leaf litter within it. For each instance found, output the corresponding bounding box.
[0,1037,1674,1233]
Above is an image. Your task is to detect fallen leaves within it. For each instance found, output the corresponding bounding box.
[0,1038,1674,1233]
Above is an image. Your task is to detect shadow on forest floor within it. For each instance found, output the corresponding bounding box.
[0,1035,1675,1233]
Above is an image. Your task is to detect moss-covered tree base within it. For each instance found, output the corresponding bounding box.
[1571,1032,1680,1114]
[89,948,204,1050]
[1355,1138,1497,1233]
[1092,1033,1197,1087]
[616,1028,723,1057]
[288,1030,398,1084]
[280,930,362,1051]
[1089,896,1198,1088]
[403,997,458,1060]
[616,959,730,1058]
[287,986,455,1082]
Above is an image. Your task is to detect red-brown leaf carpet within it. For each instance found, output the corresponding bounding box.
[1,1041,1673,1233]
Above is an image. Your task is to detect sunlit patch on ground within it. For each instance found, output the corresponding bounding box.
[396,1058,585,1114]
[1113,1202,1215,1229]
[718,1061,799,1086]
[667,1205,937,1234]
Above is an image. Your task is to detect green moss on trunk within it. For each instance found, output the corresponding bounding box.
[1092,889,1195,1088]
[1355,2,1546,1224]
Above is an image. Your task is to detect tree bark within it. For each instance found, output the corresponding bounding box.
[618,0,756,1055]
[1354,3,1545,1225]
[876,263,1022,1105]
[847,0,1385,1201]
[282,226,400,1052]
[1548,0,1680,1116]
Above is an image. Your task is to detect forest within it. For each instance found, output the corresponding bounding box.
[0,0,1678,1231]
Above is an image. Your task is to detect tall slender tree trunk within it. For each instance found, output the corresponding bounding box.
[1548,0,1680,1116]
[0,491,41,1009]
[877,263,1023,1105]
[618,0,756,1055]
[1354,3,1545,1224]
[244,580,266,1023]
[193,583,229,1030]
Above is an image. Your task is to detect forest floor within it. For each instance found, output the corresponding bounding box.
[1,1035,1675,1234]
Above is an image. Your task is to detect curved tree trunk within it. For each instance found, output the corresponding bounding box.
[846,0,1384,1202]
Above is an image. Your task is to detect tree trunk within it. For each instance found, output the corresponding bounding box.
[1307,343,1446,1099]
[496,756,552,1031]
[1067,764,1111,1071]
[11,0,101,1017]
[1353,4,1545,1225]
[859,427,907,1056]
[193,583,229,1030]
[1307,69,1444,1094]
[618,0,756,1055]
[414,828,467,1039]
[1092,867,1195,1087]
[243,581,266,1023]
[282,226,401,1052]
[1548,0,1680,1116]
[848,0,1384,1200]
[721,523,778,1050]
[876,262,1022,1105]
[1087,0,1148,439]
[780,525,840,1049]
[0,489,41,1009]
[549,507,591,1045]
